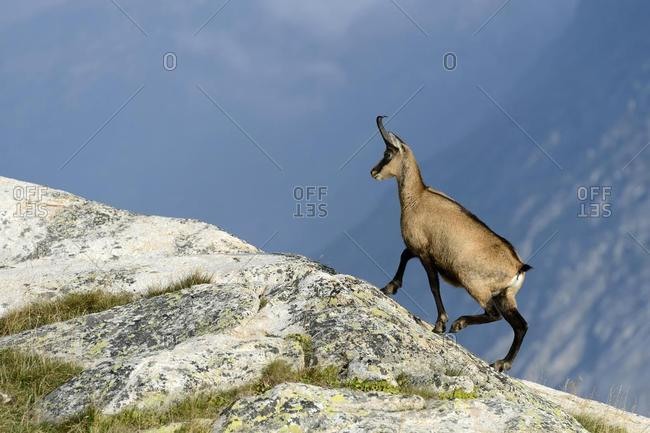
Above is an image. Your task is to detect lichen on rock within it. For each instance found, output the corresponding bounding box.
[212,383,587,433]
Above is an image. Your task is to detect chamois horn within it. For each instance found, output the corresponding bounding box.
[376,115,391,146]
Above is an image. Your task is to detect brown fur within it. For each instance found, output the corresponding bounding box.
[371,116,530,372]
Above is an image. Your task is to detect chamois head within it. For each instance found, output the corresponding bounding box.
[371,116,406,180]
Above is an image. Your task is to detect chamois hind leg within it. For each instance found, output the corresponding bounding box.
[381,248,415,295]
[420,257,448,334]
[491,292,528,373]
[450,301,501,333]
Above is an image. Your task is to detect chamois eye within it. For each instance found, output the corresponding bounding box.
[384,151,391,159]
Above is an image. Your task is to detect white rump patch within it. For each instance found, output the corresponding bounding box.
[507,271,525,294]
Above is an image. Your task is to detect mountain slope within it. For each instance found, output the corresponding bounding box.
[318,0,650,415]
[0,175,623,432]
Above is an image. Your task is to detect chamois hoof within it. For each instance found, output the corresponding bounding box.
[450,319,466,333]
[381,280,400,295]
[433,320,446,334]
[490,359,512,373]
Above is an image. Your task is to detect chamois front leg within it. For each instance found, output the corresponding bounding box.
[420,257,448,334]
[381,248,415,295]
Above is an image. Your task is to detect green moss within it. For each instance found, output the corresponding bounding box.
[343,378,400,394]
[573,413,628,433]
[0,290,135,336]
[437,389,477,400]
[256,361,475,402]
[146,271,213,298]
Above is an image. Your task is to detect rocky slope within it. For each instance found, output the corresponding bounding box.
[0,176,647,432]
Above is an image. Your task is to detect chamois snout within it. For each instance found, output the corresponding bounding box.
[371,151,394,180]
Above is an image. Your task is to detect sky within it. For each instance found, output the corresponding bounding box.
[0,0,578,256]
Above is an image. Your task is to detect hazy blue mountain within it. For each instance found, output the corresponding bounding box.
[317,0,650,415]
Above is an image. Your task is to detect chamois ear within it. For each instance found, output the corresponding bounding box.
[376,115,403,151]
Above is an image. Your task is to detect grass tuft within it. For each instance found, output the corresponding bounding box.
[0,347,244,433]
[0,271,214,337]
[344,378,400,394]
[146,271,213,298]
[254,360,301,394]
[0,290,134,337]
[0,348,83,433]
[573,413,628,433]
[258,297,268,311]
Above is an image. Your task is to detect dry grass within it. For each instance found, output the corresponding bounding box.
[0,271,214,337]
[0,349,479,433]
[573,413,628,433]
[0,348,83,433]
[145,271,213,298]
[0,347,245,433]
[0,290,134,337]
[0,356,327,433]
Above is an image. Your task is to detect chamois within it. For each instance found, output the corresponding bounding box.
[370,116,531,372]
